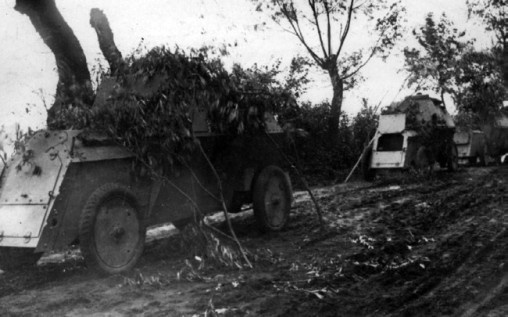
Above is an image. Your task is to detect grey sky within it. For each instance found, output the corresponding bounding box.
[0,0,493,130]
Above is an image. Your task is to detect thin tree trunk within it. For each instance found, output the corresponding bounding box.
[502,44,508,88]
[328,65,343,145]
[15,0,94,129]
[90,8,123,74]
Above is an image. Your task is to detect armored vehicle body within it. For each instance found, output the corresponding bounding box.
[0,78,293,274]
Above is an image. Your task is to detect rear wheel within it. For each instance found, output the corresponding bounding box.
[0,247,42,271]
[79,183,145,274]
[253,166,292,232]
[416,146,434,174]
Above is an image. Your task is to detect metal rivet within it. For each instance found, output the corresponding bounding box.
[24,232,32,243]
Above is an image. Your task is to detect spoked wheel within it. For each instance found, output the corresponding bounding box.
[79,183,145,274]
[0,247,42,271]
[253,166,292,232]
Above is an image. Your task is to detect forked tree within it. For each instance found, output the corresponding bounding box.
[253,0,405,143]
[14,0,121,128]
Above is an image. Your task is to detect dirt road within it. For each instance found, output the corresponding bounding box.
[0,166,507,316]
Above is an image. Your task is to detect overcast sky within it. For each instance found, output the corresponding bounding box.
[0,0,493,130]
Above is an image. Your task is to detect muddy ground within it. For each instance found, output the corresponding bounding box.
[0,166,507,316]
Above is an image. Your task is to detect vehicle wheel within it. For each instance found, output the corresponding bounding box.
[436,151,447,168]
[447,144,459,171]
[253,166,292,232]
[79,183,145,274]
[416,146,433,173]
[362,146,376,181]
[0,247,42,271]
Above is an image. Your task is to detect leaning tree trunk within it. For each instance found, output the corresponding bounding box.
[90,8,123,74]
[502,44,508,89]
[328,65,344,146]
[15,0,94,129]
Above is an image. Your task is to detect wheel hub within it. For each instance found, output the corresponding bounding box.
[265,179,285,226]
[110,226,125,242]
[94,198,140,268]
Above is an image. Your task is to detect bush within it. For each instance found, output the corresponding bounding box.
[279,101,378,184]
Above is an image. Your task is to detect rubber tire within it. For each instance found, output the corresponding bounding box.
[79,183,145,275]
[414,146,431,173]
[253,166,292,232]
[447,144,459,172]
[0,247,42,271]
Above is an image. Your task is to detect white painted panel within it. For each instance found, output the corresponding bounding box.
[453,132,470,145]
[0,205,48,238]
[371,151,405,168]
[378,114,406,134]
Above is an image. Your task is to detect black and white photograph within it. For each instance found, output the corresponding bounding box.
[0,0,507,316]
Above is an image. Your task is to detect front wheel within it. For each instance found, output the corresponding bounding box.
[416,146,434,174]
[79,183,146,274]
[253,166,292,232]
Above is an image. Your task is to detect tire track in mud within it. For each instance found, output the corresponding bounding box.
[0,166,506,316]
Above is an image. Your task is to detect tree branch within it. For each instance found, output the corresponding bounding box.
[15,0,94,128]
[309,0,329,58]
[276,0,324,67]
[336,0,355,58]
[197,142,253,269]
[324,0,333,56]
[90,8,123,74]
[342,48,376,80]
[341,23,389,80]
[264,132,324,229]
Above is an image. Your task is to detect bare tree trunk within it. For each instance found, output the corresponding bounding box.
[502,45,508,89]
[328,65,343,145]
[15,0,94,129]
[90,8,123,74]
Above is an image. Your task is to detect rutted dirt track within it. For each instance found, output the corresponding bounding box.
[0,166,507,316]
